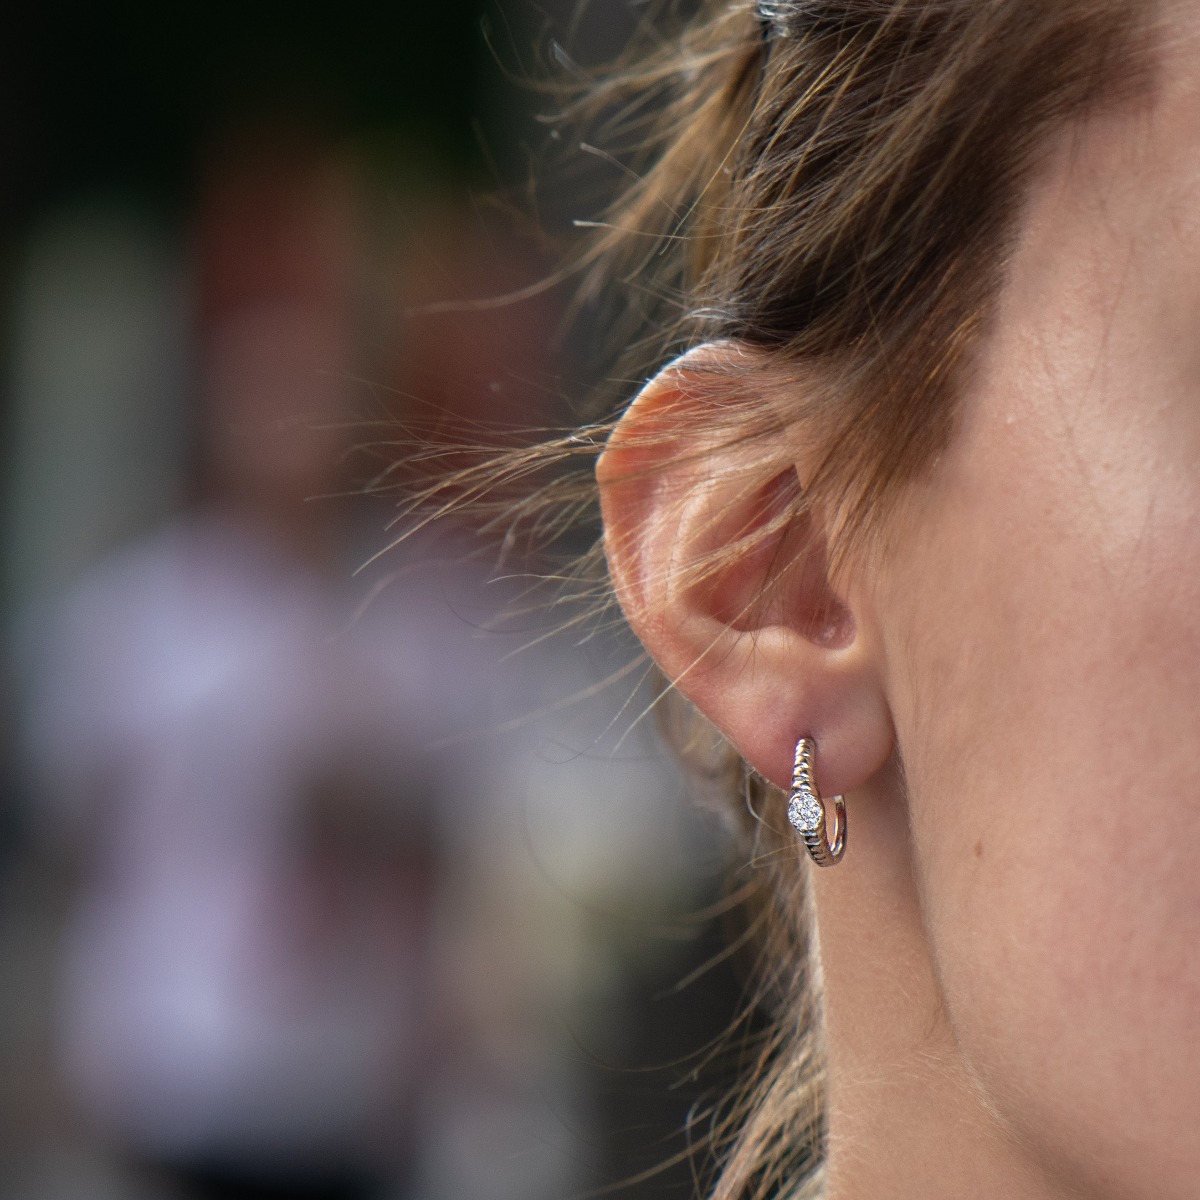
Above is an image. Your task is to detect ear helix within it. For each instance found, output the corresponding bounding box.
[788,737,847,867]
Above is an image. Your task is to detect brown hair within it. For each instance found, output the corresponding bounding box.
[396,1,1149,1196]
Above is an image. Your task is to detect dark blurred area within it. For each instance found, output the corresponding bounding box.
[0,5,751,1199]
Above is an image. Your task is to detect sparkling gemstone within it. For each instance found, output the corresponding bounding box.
[788,792,823,832]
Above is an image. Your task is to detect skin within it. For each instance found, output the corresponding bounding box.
[599,8,1200,1198]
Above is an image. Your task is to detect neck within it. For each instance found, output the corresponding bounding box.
[811,772,1060,1200]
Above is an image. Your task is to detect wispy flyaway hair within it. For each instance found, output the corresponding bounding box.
[397,3,1152,1196]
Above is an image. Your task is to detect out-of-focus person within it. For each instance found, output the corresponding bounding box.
[12,115,729,1200]
[17,126,447,1200]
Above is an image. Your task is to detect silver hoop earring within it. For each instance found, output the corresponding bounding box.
[787,737,847,867]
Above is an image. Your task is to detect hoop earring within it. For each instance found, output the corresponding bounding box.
[787,737,847,867]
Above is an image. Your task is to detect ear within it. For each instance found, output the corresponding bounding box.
[597,342,894,795]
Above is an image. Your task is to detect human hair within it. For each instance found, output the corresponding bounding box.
[398,2,1152,1197]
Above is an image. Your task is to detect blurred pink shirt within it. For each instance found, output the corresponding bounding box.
[22,514,477,1166]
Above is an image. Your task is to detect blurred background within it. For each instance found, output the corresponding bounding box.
[0,4,751,1199]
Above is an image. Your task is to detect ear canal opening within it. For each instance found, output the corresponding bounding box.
[700,467,856,647]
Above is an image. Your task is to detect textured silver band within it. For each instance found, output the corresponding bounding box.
[786,737,847,867]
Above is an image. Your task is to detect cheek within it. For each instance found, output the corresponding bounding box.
[886,428,1200,1196]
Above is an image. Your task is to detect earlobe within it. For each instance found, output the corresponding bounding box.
[597,342,894,797]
